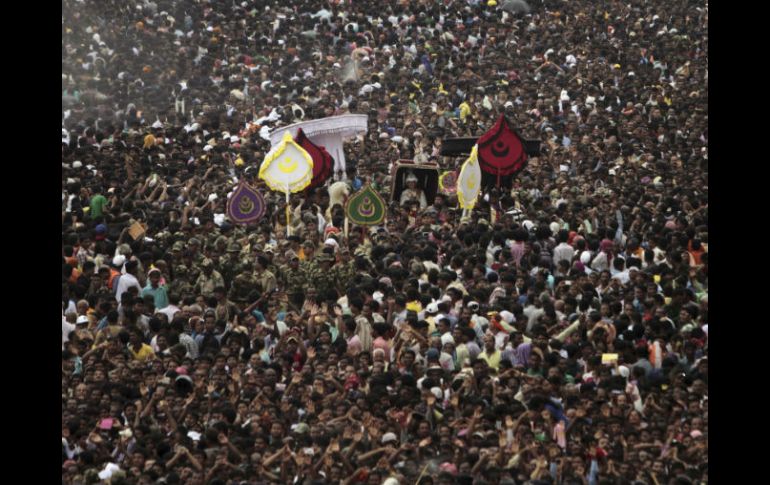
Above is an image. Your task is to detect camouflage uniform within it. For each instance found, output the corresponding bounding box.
[228,268,258,303]
[168,264,195,298]
[219,242,243,290]
[301,259,322,290]
[208,234,227,253]
[188,237,206,267]
[281,264,306,295]
[305,254,337,292]
[195,259,225,298]
[254,268,277,294]
[333,259,357,289]
[268,261,284,285]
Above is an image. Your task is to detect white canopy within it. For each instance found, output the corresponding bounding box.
[270,114,368,177]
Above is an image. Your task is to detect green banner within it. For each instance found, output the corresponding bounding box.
[345,184,386,226]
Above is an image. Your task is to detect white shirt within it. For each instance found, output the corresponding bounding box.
[150,334,160,353]
[494,331,509,350]
[523,305,545,332]
[653,247,667,265]
[65,300,77,316]
[423,261,440,273]
[158,304,181,322]
[115,273,141,299]
[612,270,631,285]
[62,317,76,349]
[591,252,610,272]
[553,242,575,266]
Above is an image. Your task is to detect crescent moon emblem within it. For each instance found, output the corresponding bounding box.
[278,157,298,173]
[467,173,477,189]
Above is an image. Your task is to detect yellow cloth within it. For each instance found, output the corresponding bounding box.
[129,343,156,362]
[143,134,156,149]
[479,349,501,371]
[426,316,436,336]
[406,301,422,313]
[459,102,471,121]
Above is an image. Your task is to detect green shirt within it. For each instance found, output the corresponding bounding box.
[142,284,169,310]
[90,194,108,219]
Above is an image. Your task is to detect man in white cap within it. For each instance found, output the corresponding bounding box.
[74,315,95,342]
[399,171,427,208]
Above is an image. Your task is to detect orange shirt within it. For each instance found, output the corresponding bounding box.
[69,268,82,285]
[688,241,705,266]
[108,269,121,290]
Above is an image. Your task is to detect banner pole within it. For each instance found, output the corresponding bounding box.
[285,184,291,237]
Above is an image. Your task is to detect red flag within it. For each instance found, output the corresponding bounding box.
[476,114,528,186]
[295,128,334,189]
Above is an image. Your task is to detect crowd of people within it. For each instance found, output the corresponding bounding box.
[62,0,708,484]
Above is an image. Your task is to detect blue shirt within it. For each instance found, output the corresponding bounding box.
[251,309,266,323]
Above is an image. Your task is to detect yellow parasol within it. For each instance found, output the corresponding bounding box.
[456,144,482,210]
[259,132,314,235]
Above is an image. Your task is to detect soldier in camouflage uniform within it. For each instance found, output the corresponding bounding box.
[186,237,205,281]
[280,250,306,307]
[168,264,195,299]
[170,229,186,247]
[305,252,337,293]
[187,237,203,261]
[228,260,257,304]
[254,255,277,294]
[170,241,185,269]
[219,242,242,291]
[195,258,225,298]
[246,233,263,256]
[263,246,284,284]
[332,247,357,289]
[209,234,227,255]
[204,235,227,269]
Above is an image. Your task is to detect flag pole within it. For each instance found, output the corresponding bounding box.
[285,182,291,237]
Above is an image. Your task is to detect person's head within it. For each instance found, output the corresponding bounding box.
[483,333,496,352]
[401,349,416,368]
[124,260,138,275]
[129,329,143,347]
[204,312,216,332]
[255,255,269,271]
[270,421,284,439]
[148,268,161,287]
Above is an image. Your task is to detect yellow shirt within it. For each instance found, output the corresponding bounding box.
[459,102,471,121]
[426,316,437,336]
[479,349,502,371]
[129,343,156,362]
[455,344,470,368]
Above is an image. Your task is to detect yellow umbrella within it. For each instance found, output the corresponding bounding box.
[457,144,482,210]
[259,131,314,193]
[259,132,314,235]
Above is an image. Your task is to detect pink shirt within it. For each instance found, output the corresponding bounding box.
[373,337,391,361]
[510,241,526,267]
[347,335,362,356]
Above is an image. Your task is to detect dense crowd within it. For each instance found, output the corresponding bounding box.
[62,0,708,484]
